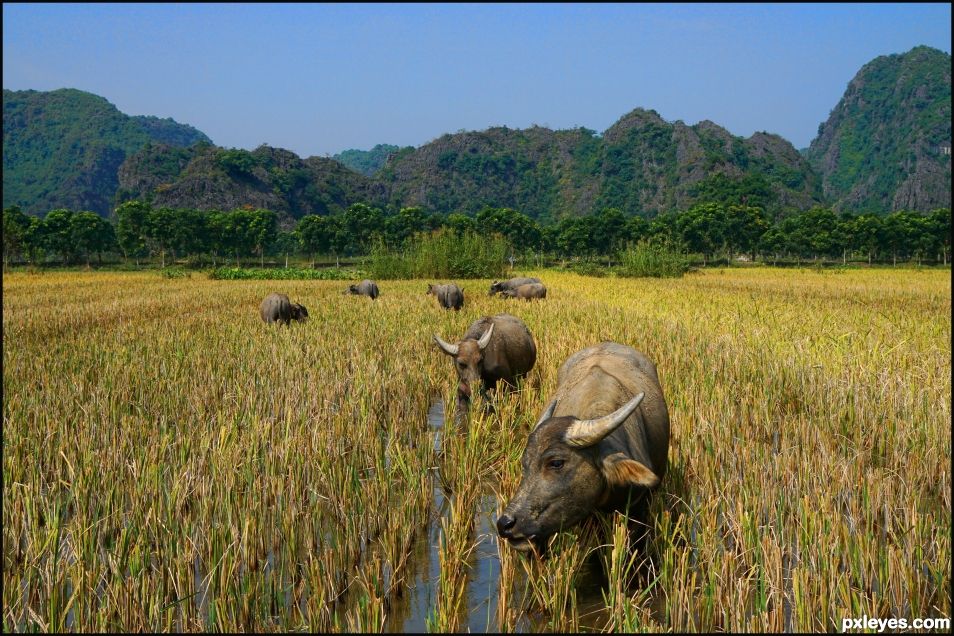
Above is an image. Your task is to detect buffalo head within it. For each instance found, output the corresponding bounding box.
[497,393,658,554]
[433,323,495,401]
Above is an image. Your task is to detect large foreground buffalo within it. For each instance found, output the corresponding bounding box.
[427,283,464,310]
[489,277,542,296]
[497,342,670,555]
[433,313,536,410]
[260,293,309,326]
[347,279,380,299]
[500,282,547,300]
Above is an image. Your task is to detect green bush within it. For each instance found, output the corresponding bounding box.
[160,266,191,279]
[616,240,691,278]
[365,229,509,279]
[208,267,361,280]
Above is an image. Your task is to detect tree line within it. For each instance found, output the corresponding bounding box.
[3,201,950,268]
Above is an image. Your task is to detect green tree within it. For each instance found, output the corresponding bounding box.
[475,207,542,251]
[145,207,182,267]
[3,205,32,266]
[723,204,769,260]
[849,214,883,264]
[592,208,628,254]
[928,208,951,264]
[22,216,47,265]
[676,203,722,264]
[70,211,115,266]
[115,201,151,265]
[338,203,385,255]
[248,208,278,267]
[42,209,76,265]
[444,213,476,237]
[387,206,434,247]
[297,214,338,265]
[555,216,596,256]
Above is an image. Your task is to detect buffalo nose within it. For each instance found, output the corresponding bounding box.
[496,514,516,538]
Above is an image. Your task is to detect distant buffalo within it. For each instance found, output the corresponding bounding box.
[347,279,380,299]
[501,282,547,301]
[489,277,542,297]
[427,283,464,311]
[497,342,670,556]
[260,293,309,326]
[433,313,536,410]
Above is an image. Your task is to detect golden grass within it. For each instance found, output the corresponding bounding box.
[3,267,950,632]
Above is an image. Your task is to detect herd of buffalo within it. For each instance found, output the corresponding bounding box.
[258,276,670,557]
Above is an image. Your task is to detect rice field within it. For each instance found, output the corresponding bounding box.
[2,267,950,632]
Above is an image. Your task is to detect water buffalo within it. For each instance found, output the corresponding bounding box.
[427,283,464,311]
[260,293,309,326]
[497,342,670,555]
[489,277,542,296]
[347,279,379,300]
[500,282,547,301]
[433,313,536,410]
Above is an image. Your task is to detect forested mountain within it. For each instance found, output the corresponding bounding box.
[2,88,210,217]
[117,143,384,225]
[4,46,951,221]
[333,144,409,176]
[806,46,951,212]
[374,110,821,222]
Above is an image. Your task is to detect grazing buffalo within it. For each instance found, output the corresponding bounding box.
[433,313,536,410]
[260,293,309,326]
[489,277,542,297]
[497,342,670,555]
[427,283,464,311]
[347,279,380,300]
[501,282,547,301]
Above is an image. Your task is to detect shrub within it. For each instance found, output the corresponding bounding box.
[365,229,509,279]
[616,240,690,278]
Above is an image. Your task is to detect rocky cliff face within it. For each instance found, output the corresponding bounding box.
[806,46,951,212]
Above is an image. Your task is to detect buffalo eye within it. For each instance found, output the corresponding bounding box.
[546,459,565,470]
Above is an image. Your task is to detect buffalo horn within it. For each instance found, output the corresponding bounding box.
[433,334,459,356]
[532,399,558,430]
[476,322,494,350]
[564,393,645,448]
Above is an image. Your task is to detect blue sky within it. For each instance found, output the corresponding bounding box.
[3,3,951,157]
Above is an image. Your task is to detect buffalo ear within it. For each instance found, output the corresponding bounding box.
[601,452,659,489]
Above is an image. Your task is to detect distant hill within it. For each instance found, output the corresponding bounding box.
[333,144,410,176]
[5,47,951,221]
[806,46,951,212]
[3,88,210,217]
[375,110,821,222]
[117,143,384,225]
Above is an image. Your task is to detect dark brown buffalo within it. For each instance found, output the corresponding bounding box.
[260,293,309,326]
[433,313,536,409]
[489,277,542,296]
[497,342,670,555]
[427,283,464,310]
[347,279,380,299]
[500,282,547,300]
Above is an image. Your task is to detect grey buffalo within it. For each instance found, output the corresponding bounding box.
[433,313,536,410]
[497,342,670,555]
[500,282,547,301]
[260,293,309,326]
[489,277,542,297]
[347,279,380,299]
[427,283,464,310]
